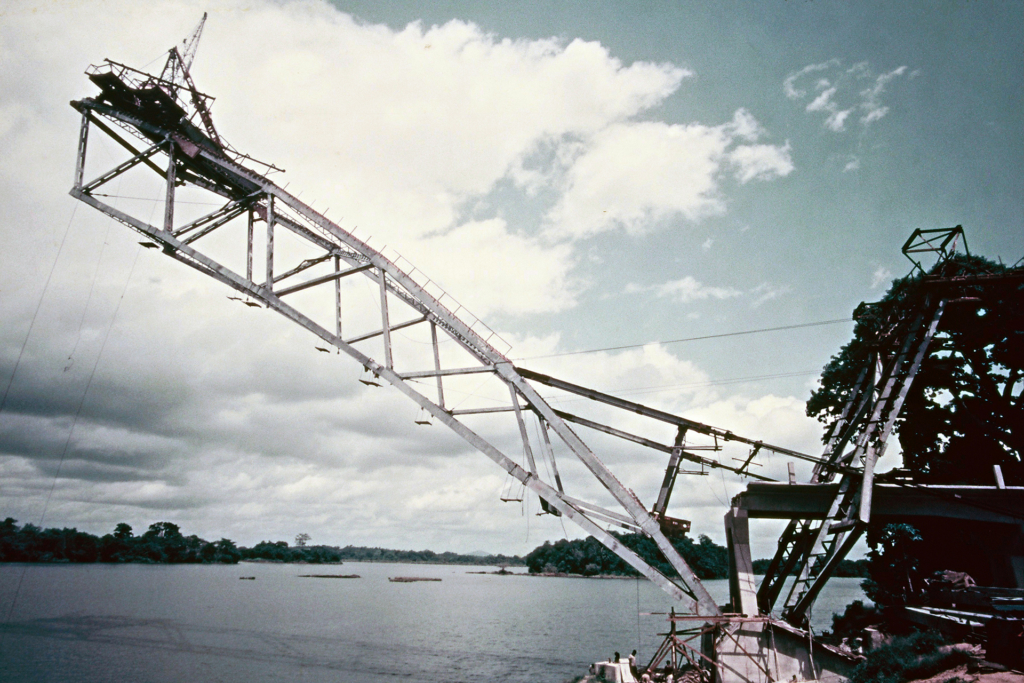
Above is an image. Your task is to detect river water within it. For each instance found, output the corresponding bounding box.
[0,562,866,682]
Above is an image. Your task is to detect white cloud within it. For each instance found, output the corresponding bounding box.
[806,86,838,112]
[202,7,688,249]
[623,275,793,310]
[785,60,910,133]
[729,141,794,183]
[859,66,908,126]
[783,59,839,99]
[403,218,579,315]
[827,109,854,132]
[0,0,695,326]
[846,61,871,78]
[701,238,714,251]
[728,107,764,142]
[653,276,744,303]
[861,106,889,126]
[544,121,729,240]
[805,86,853,132]
[843,156,861,172]
[871,264,893,289]
[544,111,792,241]
[749,282,791,308]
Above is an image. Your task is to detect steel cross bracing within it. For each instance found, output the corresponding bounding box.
[755,295,947,626]
[68,59,742,614]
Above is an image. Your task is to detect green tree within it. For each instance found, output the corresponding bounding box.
[808,251,1022,595]
[808,253,1022,485]
[0,519,241,565]
[524,533,730,579]
[862,523,923,606]
[141,521,186,562]
[0,518,22,561]
[214,538,241,563]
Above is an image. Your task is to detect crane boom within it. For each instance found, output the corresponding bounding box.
[179,12,207,73]
[69,36,729,615]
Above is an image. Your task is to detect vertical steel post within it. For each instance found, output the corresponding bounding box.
[378,267,392,369]
[509,385,538,475]
[654,427,687,516]
[430,322,445,409]
[246,208,254,282]
[265,194,275,285]
[74,113,90,189]
[334,254,342,340]
[539,420,563,492]
[163,140,176,232]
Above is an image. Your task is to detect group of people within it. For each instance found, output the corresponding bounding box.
[609,650,640,679]
[607,650,691,683]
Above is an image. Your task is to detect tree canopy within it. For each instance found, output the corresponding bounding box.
[807,253,1023,485]
[525,532,730,579]
[0,519,241,564]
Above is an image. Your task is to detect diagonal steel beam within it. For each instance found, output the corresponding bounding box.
[174,196,253,238]
[518,367,823,467]
[275,262,374,297]
[69,185,703,606]
[69,65,733,614]
[344,315,428,345]
[81,140,164,194]
[398,366,494,380]
[273,254,333,284]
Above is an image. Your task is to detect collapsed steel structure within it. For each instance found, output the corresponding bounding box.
[67,21,1019,682]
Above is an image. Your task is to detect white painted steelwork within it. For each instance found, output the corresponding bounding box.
[69,53,722,614]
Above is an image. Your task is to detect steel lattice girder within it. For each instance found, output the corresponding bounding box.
[753,297,948,625]
[69,68,722,615]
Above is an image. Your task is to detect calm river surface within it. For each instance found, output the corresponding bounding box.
[0,562,866,682]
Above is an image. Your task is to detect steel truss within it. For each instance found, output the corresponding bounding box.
[756,283,950,627]
[65,25,1019,683]
[69,57,744,613]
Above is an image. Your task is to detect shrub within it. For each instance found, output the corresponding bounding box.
[850,631,971,683]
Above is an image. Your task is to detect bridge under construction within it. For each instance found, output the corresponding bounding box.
[67,16,1023,681]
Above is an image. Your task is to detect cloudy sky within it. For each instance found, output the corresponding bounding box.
[1,0,1021,563]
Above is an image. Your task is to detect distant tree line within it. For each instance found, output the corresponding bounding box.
[526,533,730,579]
[0,519,242,564]
[332,545,525,566]
[240,540,344,564]
[0,519,521,566]
[0,520,354,564]
[2,517,873,577]
[525,532,871,579]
